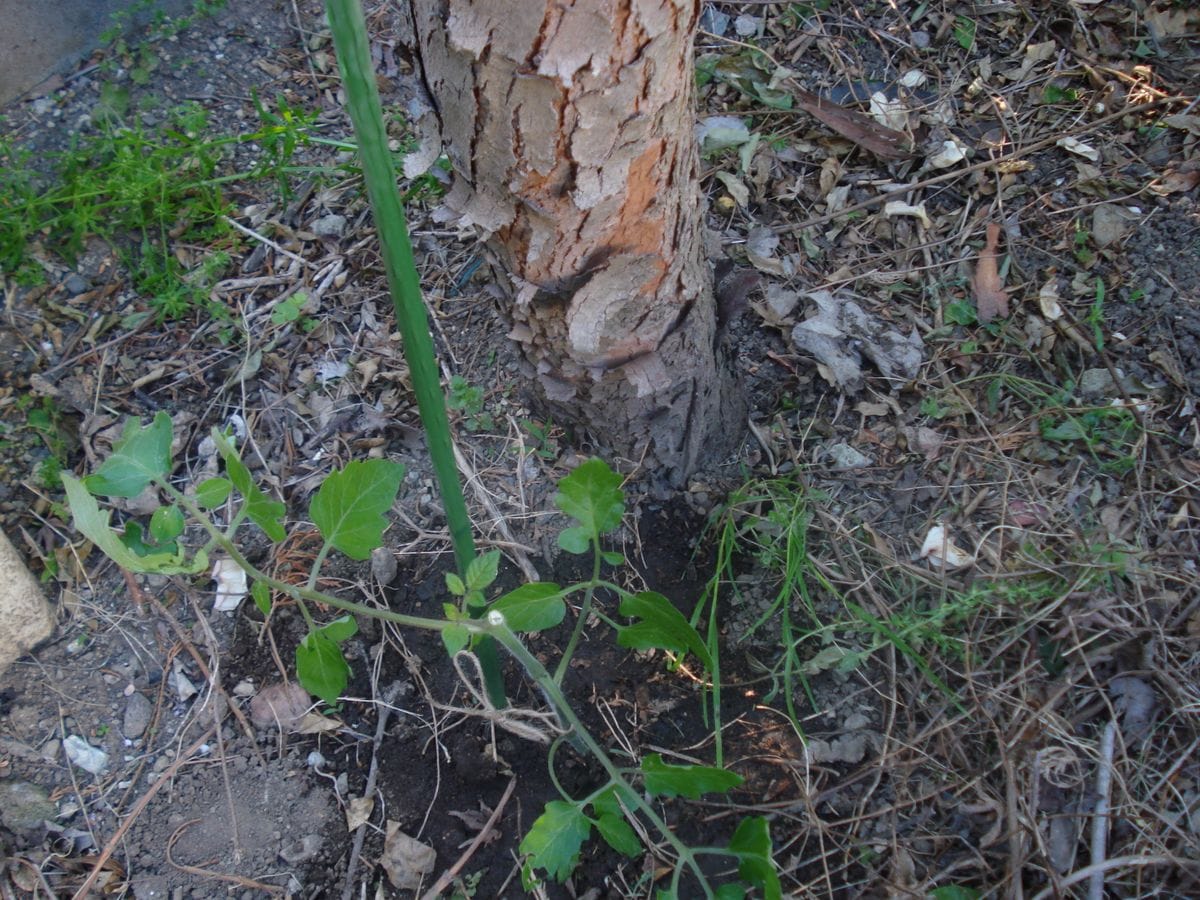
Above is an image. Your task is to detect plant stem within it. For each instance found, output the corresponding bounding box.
[553,543,603,683]
[486,619,718,896]
[324,0,505,706]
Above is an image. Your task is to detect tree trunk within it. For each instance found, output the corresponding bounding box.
[404,0,744,487]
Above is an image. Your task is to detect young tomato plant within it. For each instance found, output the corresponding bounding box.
[64,414,780,898]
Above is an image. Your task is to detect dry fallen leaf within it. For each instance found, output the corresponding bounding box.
[211,558,248,612]
[381,822,436,890]
[971,223,1009,323]
[919,524,974,569]
[249,682,311,730]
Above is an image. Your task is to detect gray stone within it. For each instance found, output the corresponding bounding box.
[0,779,55,831]
[123,691,153,739]
[0,528,54,677]
[63,273,90,294]
[311,214,347,238]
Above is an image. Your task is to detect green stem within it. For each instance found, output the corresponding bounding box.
[553,543,603,683]
[324,0,505,706]
[486,620,718,896]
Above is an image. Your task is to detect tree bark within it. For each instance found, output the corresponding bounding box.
[404,0,744,486]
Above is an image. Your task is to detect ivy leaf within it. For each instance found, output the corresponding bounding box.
[554,459,624,540]
[212,429,286,542]
[465,550,500,593]
[194,477,232,509]
[63,474,207,575]
[641,753,742,799]
[317,615,358,644]
[728,816,781,900]
[490,583,566,633]
[251,581,272,616]
[84,412,172,498]
[310,459,405,560]
[590,789,640,857]
[617,592,712,670]
[519,800,591,883]
[296,630,350,704]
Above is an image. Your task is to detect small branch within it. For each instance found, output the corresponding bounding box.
[1088,720,1117,900]
[340,682,401,900]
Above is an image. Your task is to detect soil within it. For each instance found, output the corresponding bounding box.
[2,1,1199,899]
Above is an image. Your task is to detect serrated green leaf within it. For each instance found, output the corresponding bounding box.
[195,477,232,509]
[729,816,780,900]
[590,790,640,857]
[149,505,185,544]
[519,800,591,883]
[83,412,172,498]
[309,459,405,560]
[641,753,742,799]
[296,630,350,704]
[554,459,624,539]
[489,583,565,633]
[594,813,640,857]
[251,581,272,616]
[617,592,712,670]
[446,572,466,596]
[212,429,286,542]
[465,550,500,592]
[557,526,590,555]
[317,614,358,644]
[63,474,207,575]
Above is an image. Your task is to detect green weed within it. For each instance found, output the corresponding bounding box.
[0,98,315,320]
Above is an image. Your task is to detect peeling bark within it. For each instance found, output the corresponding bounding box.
[404,0,744,486]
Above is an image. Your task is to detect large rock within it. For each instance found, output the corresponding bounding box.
[0,529,54,675]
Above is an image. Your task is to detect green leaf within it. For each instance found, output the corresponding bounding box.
[310,459,405,560]
[930,888,981,900]
[149,505,185,544]
[120,521,175,558]
[714,886,747,900]
[465,549,500,592]
[317,614,358,644]
[641,753,742,799]
[489,583,566,633]
[554,458,624,540]
[442,603,470,655]
[296,630,350,704]
[557,526,590,555]
[195,477,232,509]
[729,816,780,900]
[445,572,466,596]
[212,430,286,542]
[63,474,207,575]
[519,800,591,883]
[601,550,624,566]
[953,15,976,51]
[590,789,640,858]
[84,412,172,498]
[617,592,713,670]
[251,580,272,616]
